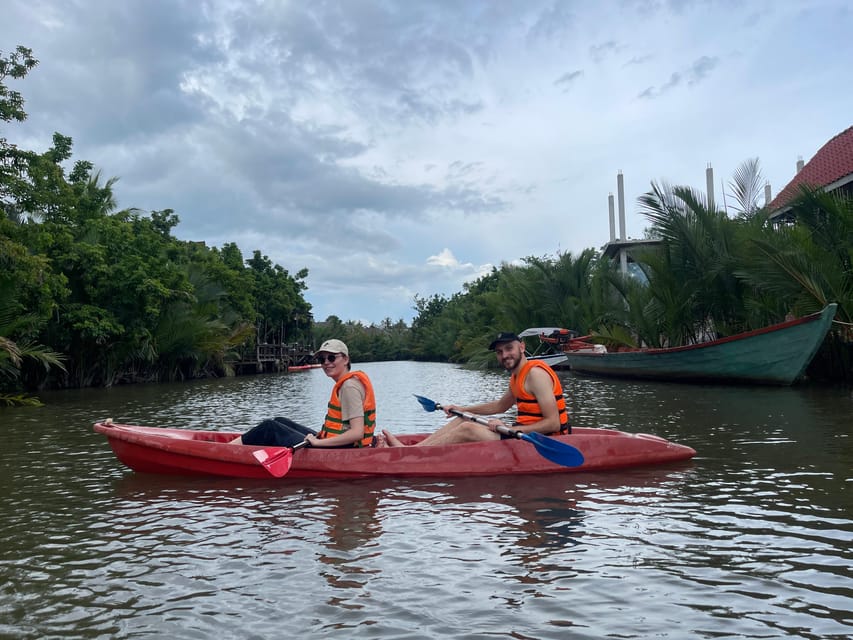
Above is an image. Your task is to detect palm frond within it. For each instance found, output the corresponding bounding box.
[728,157,764,218]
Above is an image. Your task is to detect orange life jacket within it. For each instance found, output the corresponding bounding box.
[509,360,569,433]
[318,370,377,447]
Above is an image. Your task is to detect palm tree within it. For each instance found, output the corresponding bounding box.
[0,280,66,406]
[152,267,254,381]
[737,187,852,323]
[634,181,747,344]
[727,157,765,219]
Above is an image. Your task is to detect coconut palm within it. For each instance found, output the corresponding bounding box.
[727,157,765,220]
[634,181,748,345]
[487,249,602,334]
[736,187,852,323]
[152,267,254,381]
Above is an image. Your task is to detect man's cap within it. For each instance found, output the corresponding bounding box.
[317,339,349,356]
[488,332,522,350]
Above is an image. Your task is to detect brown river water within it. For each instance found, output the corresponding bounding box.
[0,361,850,639]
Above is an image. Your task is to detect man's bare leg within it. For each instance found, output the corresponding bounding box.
[383,417,464,447]
[383,418,500,447]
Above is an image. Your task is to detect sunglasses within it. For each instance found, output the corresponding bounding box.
[316,353,343,364]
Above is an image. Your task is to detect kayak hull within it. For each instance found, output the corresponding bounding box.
[94,422,696,479]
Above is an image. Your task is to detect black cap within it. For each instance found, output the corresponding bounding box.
[488,332,521,350]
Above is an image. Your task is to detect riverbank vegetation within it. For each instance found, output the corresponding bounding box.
[2,47,851,404]
[412,179,851,381]
[2,47,313,402]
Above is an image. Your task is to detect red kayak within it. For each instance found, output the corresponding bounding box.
[94,421,696,479]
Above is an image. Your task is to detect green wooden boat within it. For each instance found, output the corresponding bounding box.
[563,304,838,385]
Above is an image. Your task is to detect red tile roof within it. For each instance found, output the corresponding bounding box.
[768,125,853,213]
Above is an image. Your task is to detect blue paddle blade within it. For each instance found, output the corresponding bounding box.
[414,394,439,412]
[521,432,585,467]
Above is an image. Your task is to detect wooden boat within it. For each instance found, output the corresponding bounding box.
[563,303,838,385]
[93,421,696,479]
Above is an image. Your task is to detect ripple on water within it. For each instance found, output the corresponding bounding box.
[1,363,851,638]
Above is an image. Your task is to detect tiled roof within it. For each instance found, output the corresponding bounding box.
[768,125,853,213]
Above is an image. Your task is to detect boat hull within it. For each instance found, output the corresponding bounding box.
[565,304,837,385]
[528,353,568,368]
[94,422,696,479]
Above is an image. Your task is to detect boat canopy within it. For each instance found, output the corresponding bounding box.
[519,327,578,344]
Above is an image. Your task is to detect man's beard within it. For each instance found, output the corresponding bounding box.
[501,351,520,371]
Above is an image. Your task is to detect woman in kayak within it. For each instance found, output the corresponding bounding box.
[229,339,377,448]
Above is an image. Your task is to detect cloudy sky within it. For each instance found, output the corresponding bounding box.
[2,1,851,324]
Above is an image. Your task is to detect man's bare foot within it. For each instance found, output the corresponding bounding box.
[382,429,406,447]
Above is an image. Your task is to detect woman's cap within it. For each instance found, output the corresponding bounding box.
[317,339,349,356]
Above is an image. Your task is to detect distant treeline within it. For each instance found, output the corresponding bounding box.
[2,47,851,406]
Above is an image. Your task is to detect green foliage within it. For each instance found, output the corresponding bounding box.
[633,181,749,344]
[0,46,38,124]
[1,46,39,222]
[410,293,453,360]
[0,277,65,405]
[245,251,312,347]
[728,157,765,219]
[736,187,853,322]
[0,393,43,407]
[404,162,851,381]
[0,47,316,389]
[312,315,413,363]
[151,267,255,381]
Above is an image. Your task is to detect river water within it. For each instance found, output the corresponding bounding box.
[0,361,850,639]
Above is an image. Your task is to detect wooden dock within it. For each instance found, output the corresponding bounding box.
[235,342,315,374]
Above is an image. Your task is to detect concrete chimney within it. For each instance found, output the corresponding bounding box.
[764,181,772,206]
[608,193,616,242]
[617,171,626,241]
[796,156,804,173]
[706,164,715,211]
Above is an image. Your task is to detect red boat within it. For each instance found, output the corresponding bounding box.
[288,363,322,371]
[93,421,696,479]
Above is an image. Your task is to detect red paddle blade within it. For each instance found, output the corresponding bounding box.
[253,447,294,477]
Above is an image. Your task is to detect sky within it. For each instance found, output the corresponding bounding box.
[2,1,852,325]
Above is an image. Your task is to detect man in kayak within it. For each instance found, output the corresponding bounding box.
[229,339,378,448]
[382,331,568,447]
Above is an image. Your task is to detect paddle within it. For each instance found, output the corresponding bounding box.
[253,440,310,478]
[413,394,584,467]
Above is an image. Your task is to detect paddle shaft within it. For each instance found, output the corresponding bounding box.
[437,403,523,439]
